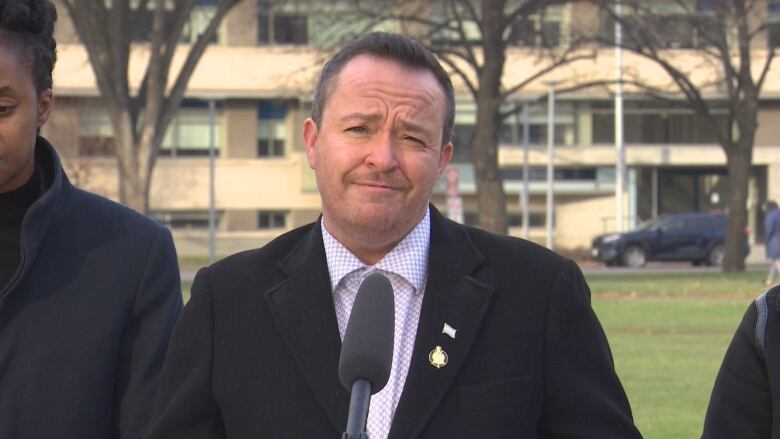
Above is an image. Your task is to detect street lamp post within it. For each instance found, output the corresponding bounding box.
[615,0,626,233]
[208,99,217,264]
[544,80,560,250]
[521,102,530,240]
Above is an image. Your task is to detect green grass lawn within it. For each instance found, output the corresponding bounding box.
[178,269,768,438]
[587,270,768,439]
[182,281,192,303]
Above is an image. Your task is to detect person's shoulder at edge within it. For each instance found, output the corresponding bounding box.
[446,218,570,277]
[55,185,173,240]
[197,221,320,284]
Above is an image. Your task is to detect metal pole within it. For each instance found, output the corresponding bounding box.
[522,103,530,240]
[545,82,557,250]
[208,99,217,264]
[615,0,625,232]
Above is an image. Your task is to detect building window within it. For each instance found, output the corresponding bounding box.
[160,100,221,157]
[509,17,562,48]
[465,211,546,228]
[769,1,780,48]
[508,212,546,228]
[257,101,286,158]
[78,107,115,156]
[77,101,221,157]
[258,1,308,45]
[430,2,563,48]
[600,3,719,49]
[590,101,727,144]
[501,167,597,181]
[258,210,287,229]
[130,1,220,44]
[181,1,219,44]
[151,210,218,229]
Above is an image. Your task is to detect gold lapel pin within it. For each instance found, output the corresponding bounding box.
[428,345,448,369]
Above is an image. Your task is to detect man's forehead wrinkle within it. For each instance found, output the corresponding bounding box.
[337,63,443,105]
[339,112,384,123]
[333,92,437,126]
[344,80,442,106]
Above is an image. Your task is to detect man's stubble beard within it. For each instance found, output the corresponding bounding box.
[320,188,431,251]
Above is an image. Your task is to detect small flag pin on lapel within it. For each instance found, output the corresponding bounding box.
[442,323,457,339]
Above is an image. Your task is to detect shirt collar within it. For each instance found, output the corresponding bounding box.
[321,208,431,295]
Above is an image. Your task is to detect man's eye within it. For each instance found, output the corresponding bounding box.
[0,106,12,115]
[346,126,368,135]
[402,135,424,146]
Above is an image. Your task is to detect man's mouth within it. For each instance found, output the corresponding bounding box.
[354,182,402,191]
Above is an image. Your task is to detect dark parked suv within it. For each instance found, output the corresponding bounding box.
[590,212,748,268]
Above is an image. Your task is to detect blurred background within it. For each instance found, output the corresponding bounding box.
[51,1,780,436]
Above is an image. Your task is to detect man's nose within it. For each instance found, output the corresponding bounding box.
[364,135,398,171]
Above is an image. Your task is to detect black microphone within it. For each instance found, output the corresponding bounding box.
[339,272,394,439]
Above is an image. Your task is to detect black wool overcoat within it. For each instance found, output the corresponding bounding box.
[0,137,183,439]
[148,207,641,439]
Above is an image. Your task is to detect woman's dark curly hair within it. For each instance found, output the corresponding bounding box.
[0,0,57,93]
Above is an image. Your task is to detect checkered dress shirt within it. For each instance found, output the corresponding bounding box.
[322,209,430,439]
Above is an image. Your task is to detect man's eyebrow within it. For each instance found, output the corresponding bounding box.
[339,112,383,123]
[339,112,433,137]
[0,86,14,96]
[398,119,432,135]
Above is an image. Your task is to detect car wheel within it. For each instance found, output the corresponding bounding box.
[622,245,646,268]
[708,244,725,267]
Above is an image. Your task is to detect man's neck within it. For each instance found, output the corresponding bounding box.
[323,228,398,266]
[321,209,429,266]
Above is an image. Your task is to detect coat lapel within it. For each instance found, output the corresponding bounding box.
[389,208,494,439]
[263,223,349,433]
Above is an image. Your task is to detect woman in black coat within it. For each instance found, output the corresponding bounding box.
[0,1,183,438]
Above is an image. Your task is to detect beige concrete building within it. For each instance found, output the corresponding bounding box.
[44,0,780,256]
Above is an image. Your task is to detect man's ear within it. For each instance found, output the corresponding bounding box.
[303,117,319,169]
[437,142,453,177]
[36,89,53,128]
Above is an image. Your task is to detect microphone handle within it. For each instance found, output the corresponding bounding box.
[343,378,372,439]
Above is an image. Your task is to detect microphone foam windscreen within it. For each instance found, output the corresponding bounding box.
[338,272,395,394]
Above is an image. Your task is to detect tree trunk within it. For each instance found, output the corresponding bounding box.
[115,114,153,214]
[473,94,507,234]
[722,146,752,272]
[473,0,508,235]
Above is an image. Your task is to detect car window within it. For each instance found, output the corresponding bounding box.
[635,218,658,231]
[661,219,686,232]
[687,218,708,230]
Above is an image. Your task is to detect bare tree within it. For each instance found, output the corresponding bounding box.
[59,0,242,213]
[352,0,590,234]
[593,0,776,271]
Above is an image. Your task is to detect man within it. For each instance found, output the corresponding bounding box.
[764,201,780,286]
[148,32,640,438]
[0,1,183,437]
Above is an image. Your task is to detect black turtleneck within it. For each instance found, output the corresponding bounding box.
[0,165,45,289]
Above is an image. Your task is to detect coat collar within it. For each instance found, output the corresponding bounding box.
[388,206,493,439]
[0,137,70,300]
[264,207,493,437]
[264,222,350,432]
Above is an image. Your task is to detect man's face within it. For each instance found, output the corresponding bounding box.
[303,55,452,261]
[0,43,52,193]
